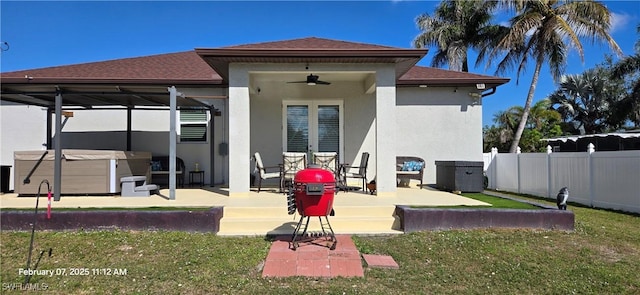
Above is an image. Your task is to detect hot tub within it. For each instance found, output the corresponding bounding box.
[14,150,151,195]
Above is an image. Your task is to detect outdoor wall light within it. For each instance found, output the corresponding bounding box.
[476,83,486,90]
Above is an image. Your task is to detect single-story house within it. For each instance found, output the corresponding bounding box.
[0,37,509,199]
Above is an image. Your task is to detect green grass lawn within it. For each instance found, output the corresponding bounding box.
[413,192,542,209]
[1,193,639,294]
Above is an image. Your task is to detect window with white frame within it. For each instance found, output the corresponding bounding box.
[179,109,208,143]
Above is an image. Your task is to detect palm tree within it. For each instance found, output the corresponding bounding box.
[611,24,640,126]
[492,106,521,146]
[487,100,561,152]
[482,0,622,152]
[549,64,627,134]
[413,0,502,72]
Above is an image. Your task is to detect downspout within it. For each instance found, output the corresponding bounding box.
[46,108,52,149]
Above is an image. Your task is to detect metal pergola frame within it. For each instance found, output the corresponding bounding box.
[1,83,220,201]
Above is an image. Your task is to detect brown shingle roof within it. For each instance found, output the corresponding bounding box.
[1,51,221,85]
[0,37,508,87]
[399,66,509,87]
[222,37,399,50]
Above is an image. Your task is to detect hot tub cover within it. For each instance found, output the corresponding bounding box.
[14,150,152,161]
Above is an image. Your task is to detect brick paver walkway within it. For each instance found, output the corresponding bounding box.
[262,235,364,278]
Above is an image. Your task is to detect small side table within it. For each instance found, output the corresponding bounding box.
[189,171,204,187]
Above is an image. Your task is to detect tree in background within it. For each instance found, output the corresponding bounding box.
[611,24,640,127]
[484,99,562,152]
[481,0,622,152]
[413,0,503,72]
[548,61,627,134]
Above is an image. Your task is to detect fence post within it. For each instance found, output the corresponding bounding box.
[516,146,521,194]
[490,147,498,189]
[588,143,595,208]
[547,145,553,199]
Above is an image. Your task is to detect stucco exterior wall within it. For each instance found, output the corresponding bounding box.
[396,86,483,184]
[1,102,48,190]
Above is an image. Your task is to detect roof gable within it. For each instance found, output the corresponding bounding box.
[221,37,400,50]
[196,37,428,81]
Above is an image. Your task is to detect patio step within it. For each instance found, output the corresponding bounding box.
[217,205,402,236]
[222,205,394,218]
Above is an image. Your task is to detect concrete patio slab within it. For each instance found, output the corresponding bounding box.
[0,184,488,209]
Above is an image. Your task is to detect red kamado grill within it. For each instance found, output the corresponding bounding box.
[287,164,337,250]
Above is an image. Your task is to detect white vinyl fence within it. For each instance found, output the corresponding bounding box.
[483,145,640,214]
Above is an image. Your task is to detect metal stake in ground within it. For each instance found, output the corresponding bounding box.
[24,179,53,284]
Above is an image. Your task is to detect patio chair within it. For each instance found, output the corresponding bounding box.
[313,152,339,175]
[313,152,340,192]
[343,152,369,191]
[281,152,307,193]
[253,152,281,193]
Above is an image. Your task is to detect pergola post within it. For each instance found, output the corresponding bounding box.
[169,86,178,200]
[126,107,132,151]
[54,92,62,201]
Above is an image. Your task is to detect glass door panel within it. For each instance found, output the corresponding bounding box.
[284,101,343,159]
[317,105,339,152]
[286,105,309,153]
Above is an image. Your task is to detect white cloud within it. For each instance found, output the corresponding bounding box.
[609,12,632,34]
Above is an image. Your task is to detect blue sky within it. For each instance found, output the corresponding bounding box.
[1,1,638,125]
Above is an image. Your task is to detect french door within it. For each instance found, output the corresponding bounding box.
[283,100,343,159]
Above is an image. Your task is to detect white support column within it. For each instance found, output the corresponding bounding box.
[374,68,397,197]
[228,66,251,197]
[168,86,178,200]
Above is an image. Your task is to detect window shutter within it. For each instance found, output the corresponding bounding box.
[180,124,207,142]
[180,109,207,122]
[179,110,208,142]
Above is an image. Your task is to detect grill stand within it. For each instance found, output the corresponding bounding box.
[291,215,337,251]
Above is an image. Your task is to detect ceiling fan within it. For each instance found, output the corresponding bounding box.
[287,74,331,85]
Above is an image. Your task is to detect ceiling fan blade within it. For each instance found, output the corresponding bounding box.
[287,74,330,85]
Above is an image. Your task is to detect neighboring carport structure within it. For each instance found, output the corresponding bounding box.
[0,51,226,200]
